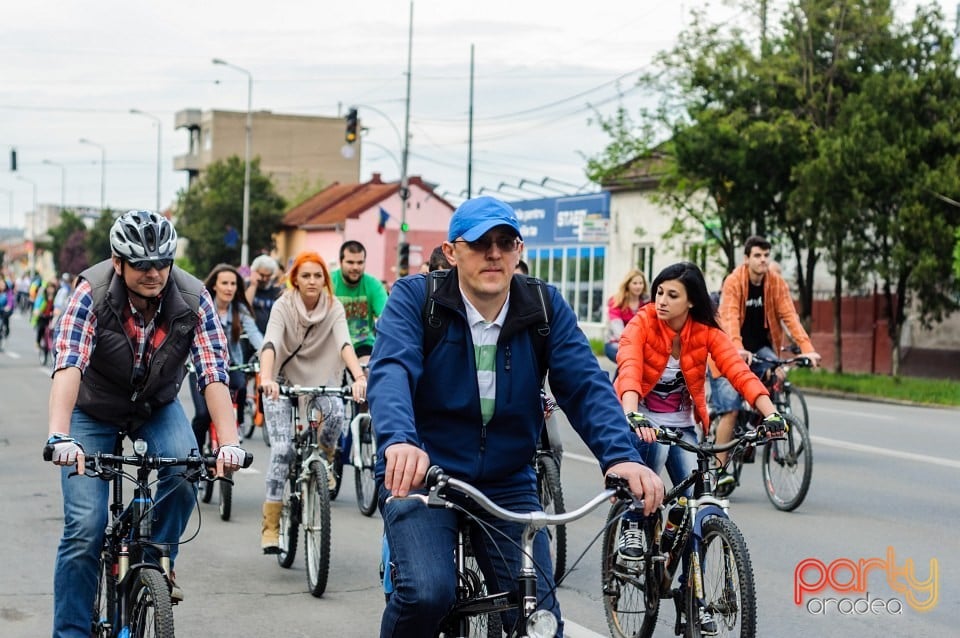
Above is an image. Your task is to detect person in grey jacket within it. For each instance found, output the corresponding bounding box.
[368,195,664,637]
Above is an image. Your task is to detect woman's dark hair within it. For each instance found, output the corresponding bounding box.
[650,261,720,329]
[204,263,256,343]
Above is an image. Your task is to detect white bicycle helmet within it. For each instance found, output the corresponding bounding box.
[110,210,178,264]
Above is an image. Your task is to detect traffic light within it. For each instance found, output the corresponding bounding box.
[10,148,16,171]
[345,108,358,144]
[398,242,410,277]
[400,221,409,233]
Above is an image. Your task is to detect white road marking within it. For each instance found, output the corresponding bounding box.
[3,350,21,359]
[811,435,960,470]
[563,451,600,466]
[809,405,896,420]
[564,620,606,637]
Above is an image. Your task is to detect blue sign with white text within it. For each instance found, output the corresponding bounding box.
[508,192,610,246]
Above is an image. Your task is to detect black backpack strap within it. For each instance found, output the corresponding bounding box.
[422,270,450,359]
[522,275,552,384]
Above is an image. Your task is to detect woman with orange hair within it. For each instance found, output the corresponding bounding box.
[257,251,367,553]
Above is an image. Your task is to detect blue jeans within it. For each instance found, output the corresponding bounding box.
[635,426,698,499]
[53,401,198,638]
[379,477,562,637]
[708,346,777,414]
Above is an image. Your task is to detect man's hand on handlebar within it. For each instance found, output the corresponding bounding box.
[44,433,86,474]
[216,444,250,477]
[605,461,664,516]
[384,443,430,497]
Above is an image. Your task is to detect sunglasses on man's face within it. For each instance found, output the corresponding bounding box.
[453,235,521,253]
[128,259,173,272]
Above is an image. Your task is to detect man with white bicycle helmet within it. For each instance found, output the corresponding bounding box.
[45,209,250,637]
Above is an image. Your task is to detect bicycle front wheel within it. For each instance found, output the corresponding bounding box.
[601,501,660,638]
[241,397,257,439]
[219,473,233,521]
[536,453,566,581]
[354,414,378,516]
[127,568,175,638]
[304,460,332,597]
[686,516,756,638]
[91,556,116,637]
[761,413,812,512]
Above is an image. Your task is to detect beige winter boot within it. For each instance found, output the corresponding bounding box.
[261,501,283,554]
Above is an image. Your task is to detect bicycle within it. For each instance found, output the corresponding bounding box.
[392,465,639,638]
[710,354,813,511]
[275,383,352,597]
[601,424,771,638]
[43,437,252,637]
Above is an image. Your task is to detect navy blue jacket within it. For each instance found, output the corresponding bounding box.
[368,270,641,488]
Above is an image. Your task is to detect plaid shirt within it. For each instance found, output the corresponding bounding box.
[54,279,229,391]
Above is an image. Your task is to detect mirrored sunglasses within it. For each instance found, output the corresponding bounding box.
[129,259,173,272]
[453,235,521,253]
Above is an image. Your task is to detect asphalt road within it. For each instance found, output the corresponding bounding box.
[1,311,956,637]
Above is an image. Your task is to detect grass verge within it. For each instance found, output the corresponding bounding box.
[789,368,960,407]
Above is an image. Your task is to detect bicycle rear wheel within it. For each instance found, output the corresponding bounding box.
[535,452,566,581]
[601,501,661,638]
[219,473,233,521]
[127,568,175,638]
[304,460,332,597]
[354,414,378,516]
[686,516,756,638]
[783,384,809,430]
[277,473,300,568]
[241,397,257,439]
[329,438,344,501]
[200,431,214,504]
[761,413,812,511]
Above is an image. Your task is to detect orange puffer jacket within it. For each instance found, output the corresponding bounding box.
[615,304,768,435]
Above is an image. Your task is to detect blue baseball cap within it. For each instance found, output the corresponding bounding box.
[447,196,523,242]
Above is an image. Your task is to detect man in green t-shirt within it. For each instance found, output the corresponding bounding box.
[332,240,388,358]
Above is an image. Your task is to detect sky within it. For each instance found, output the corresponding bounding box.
[1,0,952,230]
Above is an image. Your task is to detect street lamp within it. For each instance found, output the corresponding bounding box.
[42,159,66,212]
[15,175,37,273]
[130,109,163,213]
[212,57,253,267]
[79,138,106,212]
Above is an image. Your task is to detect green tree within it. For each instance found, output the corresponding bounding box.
[175,156,286,276]
[47,211,87,274]
[85,209,120,264]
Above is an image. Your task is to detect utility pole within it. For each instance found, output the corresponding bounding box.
[396,0,414,279]
[467,44,475,199]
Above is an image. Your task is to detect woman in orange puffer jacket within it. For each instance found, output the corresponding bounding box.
[614,262,782,497]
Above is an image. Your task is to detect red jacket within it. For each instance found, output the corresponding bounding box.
[615,304,768,435]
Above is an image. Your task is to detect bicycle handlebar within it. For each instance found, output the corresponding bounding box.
[412,466,639,528]
[42,447,254,471]
[751,353,813,368]
[654,425,774,457]
[277,384,353,398]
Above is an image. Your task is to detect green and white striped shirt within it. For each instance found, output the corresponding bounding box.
[462,293,510,425]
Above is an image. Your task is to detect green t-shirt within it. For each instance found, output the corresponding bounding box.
[332,270,388,352]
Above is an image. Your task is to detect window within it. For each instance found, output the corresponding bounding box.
[633,243,654,282]
[526,245,605,323]
[685,242,708,271]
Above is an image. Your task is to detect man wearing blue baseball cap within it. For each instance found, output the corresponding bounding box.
[368,195,664,637]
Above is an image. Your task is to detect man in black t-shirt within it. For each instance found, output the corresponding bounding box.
[711,236,820,489]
